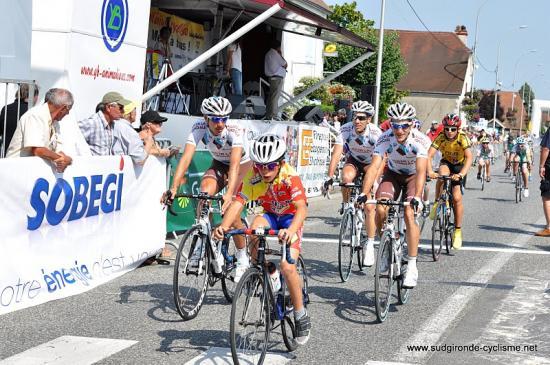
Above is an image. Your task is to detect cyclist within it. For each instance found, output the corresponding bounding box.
[161,97,251,265]
[213,134,311,345]
[510,136,532,197]
[504,133,516,173]
[323,100,382,267]
[427,114,473,250]
[477,137,494,182]
[360,102,430,288]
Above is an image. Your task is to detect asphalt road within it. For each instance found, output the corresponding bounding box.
[2,154,550,365]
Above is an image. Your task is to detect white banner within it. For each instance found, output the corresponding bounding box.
[296,124,330,197]
[0,156,166,315]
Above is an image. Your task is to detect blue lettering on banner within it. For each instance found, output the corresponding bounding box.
[27,174,124,230]
[101,0,129,52]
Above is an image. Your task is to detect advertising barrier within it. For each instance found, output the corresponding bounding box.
[297,124,331,197]
[0,156,166,315]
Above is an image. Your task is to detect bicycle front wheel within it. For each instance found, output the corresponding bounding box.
[281,255,309,352]
[222,218,249,303]
[338,210,354,282]
[515,174,521,203]
[375,231,394,323]
[230,268,271,365]
[173,226,210,321]
[431,207,443,261]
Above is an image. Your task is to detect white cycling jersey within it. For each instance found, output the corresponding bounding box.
[374,128,430,175]
[477,145,494,159]
[186,119,249,164]
[334,122,382,164]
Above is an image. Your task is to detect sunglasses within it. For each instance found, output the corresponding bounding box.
[208,116,229,124]
[354,115,370,121]
[391,122,411,130]
[254,162,279,171]
[444,127,458,132]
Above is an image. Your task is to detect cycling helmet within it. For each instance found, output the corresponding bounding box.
[387,102,416,120]
[442,113,462,128]
[351,100,375,116]
[200,96,232,116]
[249,134,286,164]
[516,137,526,144]
[480,137,490,144]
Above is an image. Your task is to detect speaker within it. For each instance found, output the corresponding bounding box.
[229,95,266,119]
[293,105,323,124]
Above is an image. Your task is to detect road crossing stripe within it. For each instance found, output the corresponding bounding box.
[0,336,137,365]
[183,346,293,365]
[393,215,547,364]
[298,237,550,255]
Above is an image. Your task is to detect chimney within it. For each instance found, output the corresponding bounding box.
[455,25,468,46]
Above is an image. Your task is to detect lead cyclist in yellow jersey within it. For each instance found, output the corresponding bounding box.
[427,114,473,250]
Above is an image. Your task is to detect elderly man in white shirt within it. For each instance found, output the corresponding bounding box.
[264,40,287,119]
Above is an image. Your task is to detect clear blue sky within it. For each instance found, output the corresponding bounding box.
[326,0,550,100]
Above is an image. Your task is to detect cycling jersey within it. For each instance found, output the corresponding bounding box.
[236,162,307,215]
[431,131,472,165]
[373,129,430,175]
[477,145,494,159]
[334,122,382,164]
[186,119,249,163]
[512,145,532,163]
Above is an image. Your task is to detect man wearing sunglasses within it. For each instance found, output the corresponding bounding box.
[360,102,430,288]
[213,134,311,345]
[427,113,473,250]
[324,100,382,267]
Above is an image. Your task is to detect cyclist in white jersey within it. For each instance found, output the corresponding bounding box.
[477,137,494,182]
[162,96,252,216]
[360,102,429,288]
[324,100,382,266]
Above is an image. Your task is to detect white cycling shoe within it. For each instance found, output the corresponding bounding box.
[524,189,529,198]
[362,242,375,267]
[402,265,418,288]
[234,261,250,284]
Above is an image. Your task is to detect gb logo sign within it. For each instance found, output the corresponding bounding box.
[101,0,129,52]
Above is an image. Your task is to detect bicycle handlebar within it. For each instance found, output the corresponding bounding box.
[338,182,363,188]
[362,199,411,207]
[164,191,223,216]
[224,228,295,264]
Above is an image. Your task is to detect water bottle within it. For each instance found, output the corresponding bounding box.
[267,262,281,292]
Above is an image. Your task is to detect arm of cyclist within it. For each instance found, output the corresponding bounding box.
[161,143,196,204]
[278,199,307,245]
[222,146,244,213]
[427,146,439,179]
[324,143,343,190]
[213,198,245,241]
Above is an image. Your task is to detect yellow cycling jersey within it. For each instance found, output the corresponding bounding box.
[431,131,472,165]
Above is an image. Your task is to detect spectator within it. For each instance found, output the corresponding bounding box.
[0,83,39,156]
[138,110,178,158]
[335,108,347,129]
[537,126,550,236]
[112,102,151,165]
[264,40,287,119]
[6,88,73,172]
[78,91,131,155]
[225,39,243,96]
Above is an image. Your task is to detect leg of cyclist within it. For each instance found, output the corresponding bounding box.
[374,170,400,273]
[451,183,464,249]
[340,162,358,213]
[231,160,253,277]
[361,164,376,266]
[403,174,420,288]
[486,159,491,181]
[430,163,450,219]
[522,162,530,197]
[512,155,520,179]
[477,158,484,179]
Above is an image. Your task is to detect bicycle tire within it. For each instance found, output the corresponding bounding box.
[445,206,455,255]
[515,173,521,203]
[338,210,354,282]
[173,226,210,321]
[356,232,364,272]
[481,171,485,191]
[222,218,249,303]
[431,207,443,261]
[519,172,523,202]
[374,231,394,323]
[230,268,271,365]
[397,257,410,305]
[281,255,309,352]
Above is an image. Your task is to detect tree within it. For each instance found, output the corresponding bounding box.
[478,91,504,121]
[518,82,535,117]
[325,1,407,120]
[461,89,483,122]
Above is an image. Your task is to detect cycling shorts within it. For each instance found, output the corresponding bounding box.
[262,213,302,252]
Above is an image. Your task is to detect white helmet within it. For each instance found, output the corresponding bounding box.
[387,102,416,120]
[200,96,232,116]
[351,100,375,115]
[249,134,286,164]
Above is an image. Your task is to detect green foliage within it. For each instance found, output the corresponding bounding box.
[518,82,535,107]
[320,104,335,113]
[327,83,356,101]
[325,1,407,121]
[293,77,332,105]
[461,89,483,122]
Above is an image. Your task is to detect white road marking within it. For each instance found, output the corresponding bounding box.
[393,216,547,364]
[300,237,550,255]
[0,336,137,365]
[183,347,293,365]
[366,361,415,365]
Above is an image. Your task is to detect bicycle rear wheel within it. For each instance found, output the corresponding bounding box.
[338,210,354,282]
[375,231,394,323]
[515,174,521,203]
[230,268,271,365]
[173,226,210,321]
[281,255,309,352]
[397,249,411,305]
[431,207,443,261]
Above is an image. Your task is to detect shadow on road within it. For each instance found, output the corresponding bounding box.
[306,215,341,228]
[477,224,534,236]
[157,329,230,353]
[305,258,365,284]
[477,197,515,203]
